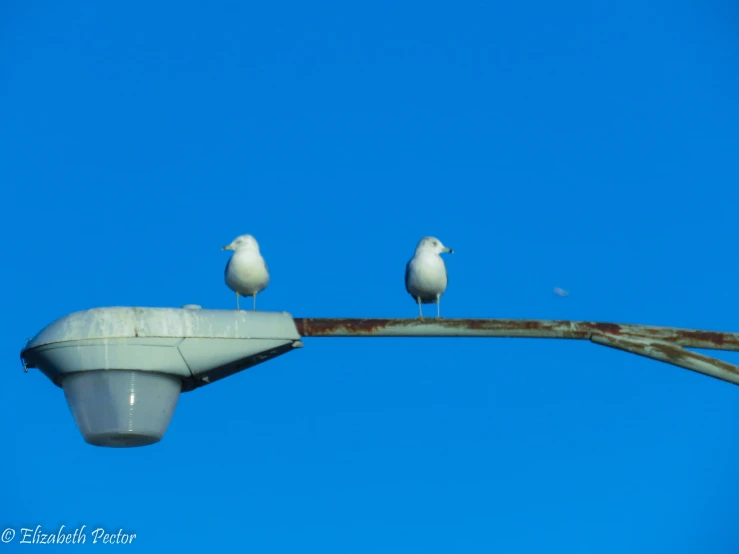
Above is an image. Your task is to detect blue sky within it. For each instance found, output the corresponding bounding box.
[2,0,739,551]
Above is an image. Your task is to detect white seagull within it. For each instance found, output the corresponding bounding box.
[222,234,270,311]
[404,236,454,320]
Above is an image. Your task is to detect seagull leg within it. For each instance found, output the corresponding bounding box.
[436,294,442,319]
[417,297,424,321]
[253,293,257,311]
[236,292,240,310]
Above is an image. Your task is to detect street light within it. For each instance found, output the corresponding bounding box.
[20,305,303,447]
[20,306,739,448]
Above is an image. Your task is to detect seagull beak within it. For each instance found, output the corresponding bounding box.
[443,247,454,254]
[222,244,233,251]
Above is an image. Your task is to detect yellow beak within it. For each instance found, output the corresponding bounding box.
[222,245,233,251]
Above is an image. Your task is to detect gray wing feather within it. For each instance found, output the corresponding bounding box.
[404,260,412,293]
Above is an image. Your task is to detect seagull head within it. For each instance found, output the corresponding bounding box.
[222,234,260,252]
[415,236,453,255]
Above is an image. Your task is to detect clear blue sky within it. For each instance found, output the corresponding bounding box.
[2,0,739,551]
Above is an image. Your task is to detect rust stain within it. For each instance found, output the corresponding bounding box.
[676,330,726,346]
[441,319,487,330]
[590,322,622,335]
[643,328,739,349]
[294,318,397,336]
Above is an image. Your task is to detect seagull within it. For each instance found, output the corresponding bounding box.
[222,234,270,311]
[405,236,454,320]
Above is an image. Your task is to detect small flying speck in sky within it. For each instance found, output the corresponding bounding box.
[553,287,569,297]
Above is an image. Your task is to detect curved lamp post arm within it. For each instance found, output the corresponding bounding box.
[293,318,739,387]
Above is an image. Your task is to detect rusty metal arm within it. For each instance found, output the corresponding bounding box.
[293,318,739,387]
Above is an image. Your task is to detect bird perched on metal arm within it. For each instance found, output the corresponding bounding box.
[404,236,454,320]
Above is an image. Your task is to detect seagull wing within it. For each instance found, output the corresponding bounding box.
[404,259,413,294]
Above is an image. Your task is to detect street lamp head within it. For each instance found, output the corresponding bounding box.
[21,306,303,448]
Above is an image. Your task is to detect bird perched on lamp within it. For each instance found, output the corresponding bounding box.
[222,234,270,311]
